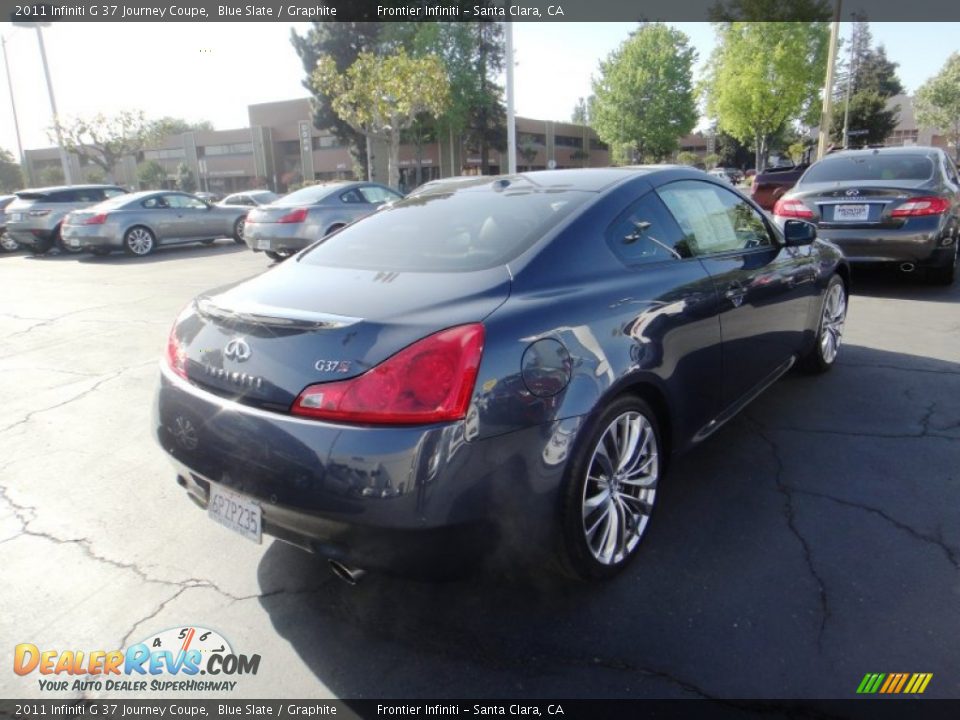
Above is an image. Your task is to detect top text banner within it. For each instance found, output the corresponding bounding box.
[2,0,957,22]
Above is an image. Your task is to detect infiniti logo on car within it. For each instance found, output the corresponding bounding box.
[224,338,252,362]
[845,189,860,196]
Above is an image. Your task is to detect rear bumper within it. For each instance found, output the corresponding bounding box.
[154,365,568,564]
[61,224,123,250]
[242,223,312,254]
[6,226,56,246]
[814,226,951,266]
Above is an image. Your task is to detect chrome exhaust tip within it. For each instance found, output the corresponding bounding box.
[900,263,915,273]
[328,559,366,585]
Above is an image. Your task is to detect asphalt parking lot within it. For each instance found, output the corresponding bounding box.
[1,242,958,700]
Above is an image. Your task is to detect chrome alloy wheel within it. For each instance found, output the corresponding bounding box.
[126,228,154,256]
[581,411,659,565]
[236,218,245,241]
[819,282,847,365]
[0,235,19,251]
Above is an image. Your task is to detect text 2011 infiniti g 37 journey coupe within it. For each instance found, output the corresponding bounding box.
[155,168,849,580]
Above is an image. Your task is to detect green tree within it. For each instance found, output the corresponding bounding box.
[676,151,700,166]
[592,23,698,164]
[52,110,163,182]
[0,149,23,192]
[137,160,168,189]
[38,166,65,186]
[291,22,387,180]
[84,167,106,183]
[153,117,215,136]
[175,163,196,193]
[314,48,450,190]
[830,20,902,147]
[702,22,829,171]
[915,52,960,163]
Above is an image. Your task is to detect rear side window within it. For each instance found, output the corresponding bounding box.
[802,154,935,184]
[658,180,772,255]
[358,185,402,204]
[340,189,365,204]
[300,187,592,273]
[606,192,689,265]
[47,190,78,203]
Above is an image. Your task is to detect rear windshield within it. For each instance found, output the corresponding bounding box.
[274,185,340,206]
[299,187,592,272]
[802,154,935,184]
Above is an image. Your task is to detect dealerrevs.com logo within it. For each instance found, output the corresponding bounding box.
[14,626,261,693]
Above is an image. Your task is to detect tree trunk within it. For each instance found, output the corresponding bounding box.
[388,129,400,191]
[755,133,763,173]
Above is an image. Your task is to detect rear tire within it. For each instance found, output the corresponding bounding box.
[233,218,245,244]
[927,242,957,286]
[264,250,286,261]
[799,275,847,374]
[558,395,662,581]
[324,224,345,237]
[0,233,19,252]
[123,226,156,257]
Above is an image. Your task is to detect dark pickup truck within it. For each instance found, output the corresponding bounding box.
[750,164,809,211]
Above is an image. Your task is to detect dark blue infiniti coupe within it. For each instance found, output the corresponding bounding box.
[154,167,849,581]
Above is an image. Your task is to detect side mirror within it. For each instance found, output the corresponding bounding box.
[783,219,817,247]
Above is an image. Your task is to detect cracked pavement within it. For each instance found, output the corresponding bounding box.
[1,247,959,700]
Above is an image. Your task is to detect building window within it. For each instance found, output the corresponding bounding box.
[201,142,253,156]
[554,135,584,148]
[144,148,186,161]
[312,135,342,150]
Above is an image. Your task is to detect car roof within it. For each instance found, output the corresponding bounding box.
[17,184,125,194]
[418,168,662,196]
[824,146,941,160]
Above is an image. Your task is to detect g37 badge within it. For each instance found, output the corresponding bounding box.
[314,359,352,373]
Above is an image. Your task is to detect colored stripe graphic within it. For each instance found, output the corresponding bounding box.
[856,673,932,694]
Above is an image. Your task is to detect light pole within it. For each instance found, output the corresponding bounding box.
[816,0,842,161]
[505,22,517,175]
[11,21,73,184]
[1,34,25,171]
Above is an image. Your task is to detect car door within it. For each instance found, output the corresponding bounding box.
[164,193,210,239]
[141,194,180,242]
[604,190,725,441]
[657,179,816,410]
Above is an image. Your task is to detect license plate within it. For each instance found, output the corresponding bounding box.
[10,212,22,222]
[208,484,262,543]
[68,238,80,247]
[256,239,270,250]
[834,204,869,222]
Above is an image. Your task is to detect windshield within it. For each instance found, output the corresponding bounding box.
[802,154,935,184]
[299,187,593,273]
[273,185,341,206]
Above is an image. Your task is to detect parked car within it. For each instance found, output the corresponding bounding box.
[243,181,404,261]
[773,146,959,285]
[751,163,809,210]
[0,194,19,252]
[61,190,248,257]
[155,167,849,581]
[708,168,735,184]
[4,184,127,254]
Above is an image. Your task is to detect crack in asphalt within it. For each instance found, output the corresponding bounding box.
[765,402,959,441]
[0,360,156,435]
[745,416,831,653]
[789,487,960,569]
[1,302,118,340]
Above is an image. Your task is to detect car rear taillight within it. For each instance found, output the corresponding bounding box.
[278,207,308,224]
[292,324,485,425]
[890,196,950,217]
[165,326,188,379]
[773,198,814,219]
[84,213,108,225]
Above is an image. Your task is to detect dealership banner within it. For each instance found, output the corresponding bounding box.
[3,699,960,719]
[1,0,957,23]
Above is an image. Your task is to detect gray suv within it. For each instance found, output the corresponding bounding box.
[4,184,127,255]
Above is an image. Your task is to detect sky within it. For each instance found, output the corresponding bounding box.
[1,21,958,158]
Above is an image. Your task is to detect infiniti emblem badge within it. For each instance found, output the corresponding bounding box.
[845,189,860,196]
[224,337,252,362]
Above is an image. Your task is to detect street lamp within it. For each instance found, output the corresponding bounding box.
[11,20,73,184]
[1,34,24,170]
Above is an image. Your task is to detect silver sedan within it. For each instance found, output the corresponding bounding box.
[243,182,403,261]
[61,191,248,257]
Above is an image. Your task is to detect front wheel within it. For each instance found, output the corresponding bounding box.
[799,274,847,374]
[123,226,156,257]
[559,395,662,580]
